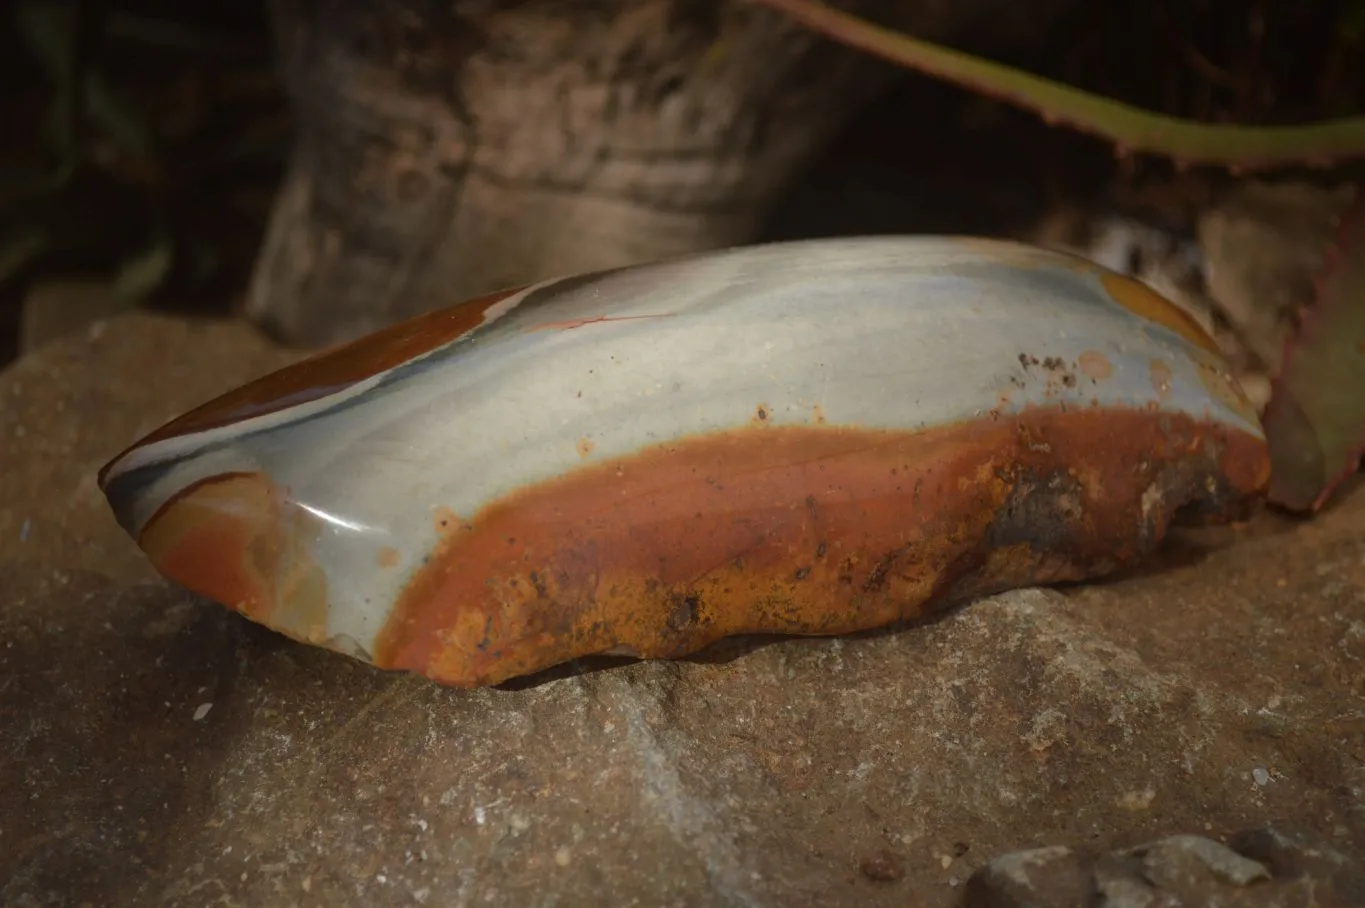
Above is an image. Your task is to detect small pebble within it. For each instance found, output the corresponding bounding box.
[860,849,904,882]
[1252,767,1270,786]
[555,847,572,867]
[192,703,213,721]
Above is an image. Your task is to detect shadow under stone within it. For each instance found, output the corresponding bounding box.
[0,575,254,906]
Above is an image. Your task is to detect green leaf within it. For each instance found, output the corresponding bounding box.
[14,0,80,162]
[113,236,174,304]
[84,68,156,165]
[1264,189,1365,512]
[751,0,1365,170]
[0,228,48,286]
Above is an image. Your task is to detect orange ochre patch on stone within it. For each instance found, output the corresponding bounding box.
[97,285,527,489]
[1078,350,1114,381]
[1099,272,1221,355]
[139,471,330,645]
[373,408,1269,688]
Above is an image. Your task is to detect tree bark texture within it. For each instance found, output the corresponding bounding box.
[250,0,1079,346]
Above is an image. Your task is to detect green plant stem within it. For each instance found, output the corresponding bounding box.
[748,0,1365,170]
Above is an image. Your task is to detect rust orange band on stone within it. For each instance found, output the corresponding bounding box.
[139,471,330,646]
[374,407,1269,688]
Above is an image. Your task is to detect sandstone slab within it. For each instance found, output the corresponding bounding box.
[2,314,1362,906]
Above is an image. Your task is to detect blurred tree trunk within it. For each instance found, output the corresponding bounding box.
[249,0,1079,346]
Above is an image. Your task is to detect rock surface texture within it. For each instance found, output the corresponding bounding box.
[3,313,1363,907]
[963,827,1365,907]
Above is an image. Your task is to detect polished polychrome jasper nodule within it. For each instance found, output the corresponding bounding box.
[99,236,1270,687]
